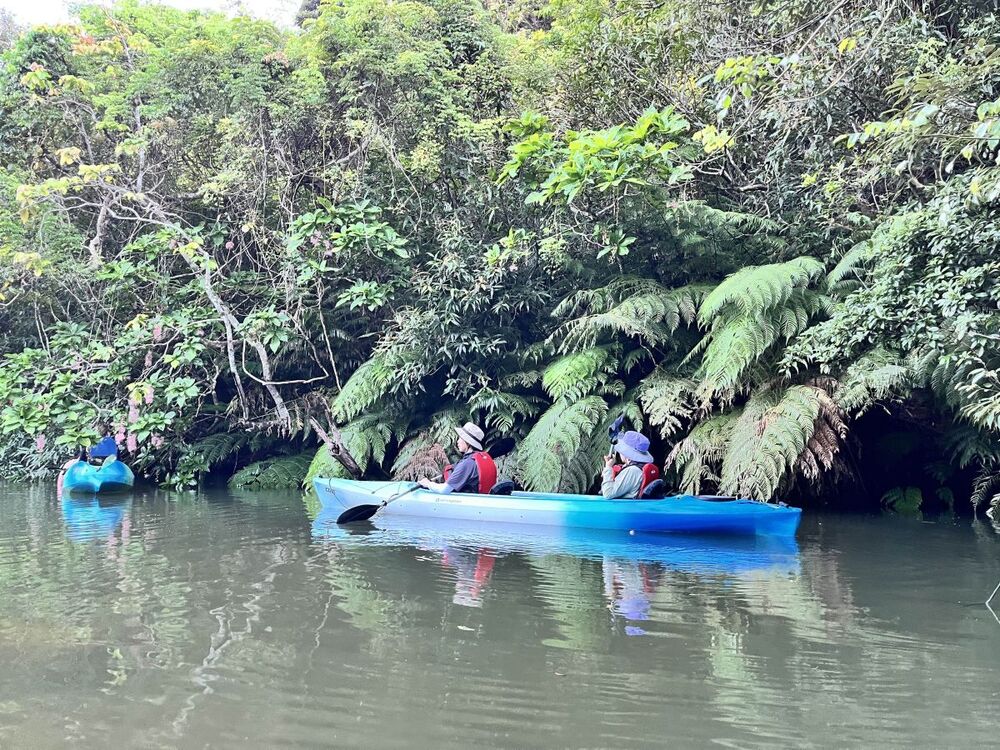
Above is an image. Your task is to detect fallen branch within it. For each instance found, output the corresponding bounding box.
[308,417,362,478]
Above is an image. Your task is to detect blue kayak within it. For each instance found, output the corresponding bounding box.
[61,459,134,495]
[313,478,801,537]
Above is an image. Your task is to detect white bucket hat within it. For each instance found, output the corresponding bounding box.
[455,422,485,451]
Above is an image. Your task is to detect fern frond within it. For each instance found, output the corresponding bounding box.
[719,385,846,500]
[515,396,608,492]
[971,468,1000,512]
[941,425,1000,470]
[666,411,739,495]
[332,355,396,422]
[229,453,312,490]
[552,282,708,351]
[827,240,873,289]
[835,348,912,415]
[541,347,612,401]
[698,256,825,323]
[639,371,698,437]
[468,387,544,432]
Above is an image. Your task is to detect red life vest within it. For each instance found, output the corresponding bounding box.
[611,463,661,496]
[442,451,498,494]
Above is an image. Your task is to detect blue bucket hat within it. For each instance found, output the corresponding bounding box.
[614,430,654,464]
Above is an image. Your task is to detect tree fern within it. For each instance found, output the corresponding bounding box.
[971,469,1000,513]
[468,386,544,432]
[639,371,697,437]
[666,412,738,495]
[552,280,708,351]
[515,395,608,492]
[331,354,396,422]
[229,453,313,490]
[718,385,846,500]
[541,347,613,402]
[834,348,911,416]
[698,257,825,324]
[694,259,828,402]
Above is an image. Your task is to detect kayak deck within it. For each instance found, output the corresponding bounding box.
[313,478,801,537]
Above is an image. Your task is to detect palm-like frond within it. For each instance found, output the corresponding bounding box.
[541,347,613,401]
[639,371,698,437]
[468,386,544,432]
[666,411,738,495]
[552,280,707,351]
[834,348,911,415]
[515,395,608,492]
[719,385,846,500]
[331,355,396,422]
[698,257,825,324]
[229,453,313,490]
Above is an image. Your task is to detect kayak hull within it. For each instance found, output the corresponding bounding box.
[313,478,801,537]
[62,459,135,495]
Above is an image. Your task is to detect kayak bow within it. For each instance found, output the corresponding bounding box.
[61,459,135,495]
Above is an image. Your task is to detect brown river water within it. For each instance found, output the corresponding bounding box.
[0,483,997,748]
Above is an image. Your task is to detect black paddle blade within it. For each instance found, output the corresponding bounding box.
[487,436,516,459]
[608,413,626,442]
[336,504,381,524]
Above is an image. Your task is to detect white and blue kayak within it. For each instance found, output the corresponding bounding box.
[313,478,802,537]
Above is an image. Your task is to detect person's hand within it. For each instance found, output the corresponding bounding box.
[417,477,431,489]
[604,454,615,469]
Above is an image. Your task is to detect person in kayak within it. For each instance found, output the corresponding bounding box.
[88,425,119,465]
[418,422,495,494]
[601,430,655,499]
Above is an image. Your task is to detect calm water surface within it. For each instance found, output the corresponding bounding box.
[0,483,997,748]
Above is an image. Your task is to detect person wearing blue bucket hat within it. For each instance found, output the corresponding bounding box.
[601,430,654,499]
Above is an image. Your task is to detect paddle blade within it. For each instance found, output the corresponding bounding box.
[608,413,626,442]
[336,504,381,524]
[487,436,515,459]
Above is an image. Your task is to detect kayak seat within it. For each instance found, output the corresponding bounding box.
[489,480,516,496]
[640,479,666,500]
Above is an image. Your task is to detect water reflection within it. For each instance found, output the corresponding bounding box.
[60,495,131,543]
[311,506,802,642]
[0,486,995,748]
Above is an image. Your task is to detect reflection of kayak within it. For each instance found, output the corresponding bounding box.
[313,478,801,537]
[60,496,129,542]
[311,508,800,576]
[61,459,134,495]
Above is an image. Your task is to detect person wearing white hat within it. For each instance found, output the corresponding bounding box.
[419,421,488,494]
[601,430,654,499]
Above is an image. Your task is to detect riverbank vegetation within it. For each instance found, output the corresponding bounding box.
[1,0,998,512]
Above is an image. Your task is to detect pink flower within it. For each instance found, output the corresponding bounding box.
[225,240,234,250]
[144,351,153,368]
[144,385,154,405]
[128,403,139,423]
[152,324,163,342]
[35,434,46,452]
[126,433,138,453]
[151,434,163,448]
[115,425,126,443]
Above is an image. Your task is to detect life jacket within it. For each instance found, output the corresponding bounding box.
[611,462,661,496]
[443,451,498,494]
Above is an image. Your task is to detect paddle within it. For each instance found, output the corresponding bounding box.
[336,436,517,524]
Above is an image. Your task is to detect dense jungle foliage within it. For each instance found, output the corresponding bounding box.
[1,0,999,512]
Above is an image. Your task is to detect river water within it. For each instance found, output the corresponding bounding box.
[0,484,997,748]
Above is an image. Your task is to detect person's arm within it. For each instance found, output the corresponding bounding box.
[420,457,475,494]
[601,464,643,499]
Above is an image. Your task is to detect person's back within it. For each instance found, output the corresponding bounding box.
[90,434,119,462]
